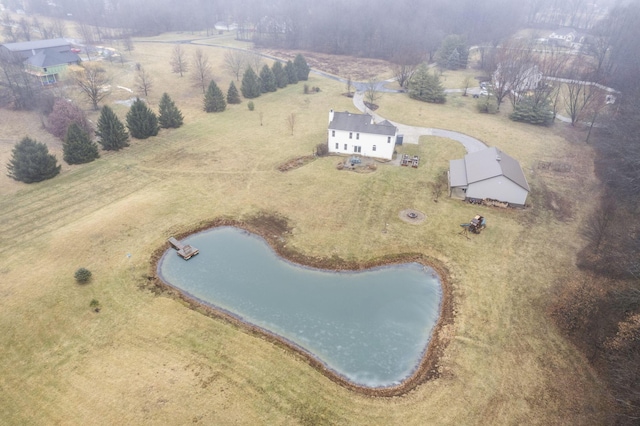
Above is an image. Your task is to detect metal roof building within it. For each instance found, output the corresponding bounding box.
[449,147,530,206]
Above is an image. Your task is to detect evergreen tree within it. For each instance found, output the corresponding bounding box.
[63,123,99,164]
[158,92,184,128]
[409,65,446,104]
[126,98,159,139]
[241,66,261,99]
[227,81,241,104]
[436,34,469,70]
[294,54,310,81]
[272,61,288,88]
[204,80,226,112]
[96,105,129,151]
[509,96,554,125]
[285,60,298,84]
[7,137,61,183]
[259,64,277,93]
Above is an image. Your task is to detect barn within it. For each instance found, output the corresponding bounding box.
[449,147,530,207]
[327,110,397,160]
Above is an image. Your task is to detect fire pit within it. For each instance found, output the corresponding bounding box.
[399,209,426,224]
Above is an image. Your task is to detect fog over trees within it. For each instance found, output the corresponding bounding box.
[6,0,615,59]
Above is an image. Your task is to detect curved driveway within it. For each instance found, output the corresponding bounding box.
[352,92,487,152]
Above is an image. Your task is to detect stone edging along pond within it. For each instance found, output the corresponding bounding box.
[148,213,455,397]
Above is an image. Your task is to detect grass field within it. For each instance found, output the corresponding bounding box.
[0,35,613,425]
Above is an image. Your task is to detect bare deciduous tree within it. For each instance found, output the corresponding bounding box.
[390,51,421,90]
[135,64,153,97]
[564,61,598,126]
[345,75,352,96]
[286,113,296,135]
[170,45,189,77]
[364,79,382,108]
[191,48,213,94]
[223,50,248,81]
[72,64,110,110]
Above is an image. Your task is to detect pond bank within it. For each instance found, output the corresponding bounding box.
[148,213,455,397]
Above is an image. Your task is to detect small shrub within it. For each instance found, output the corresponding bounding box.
[476,98,498,114]
[74,267,92,284]
[248,101,255,111]
[315,143,329,157]
[89,299,101,312]
[313,87,321,92]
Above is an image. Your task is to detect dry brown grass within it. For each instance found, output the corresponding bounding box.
[0,35,613,425]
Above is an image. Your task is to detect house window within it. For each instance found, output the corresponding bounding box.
[349,132,353,139]
[354,146,361,153]
[335,143,339,149]
[332,130,335,137]
[356,133,359,140]
[373,145,376,151]
[387,137,391,143]
[344,144,347,150]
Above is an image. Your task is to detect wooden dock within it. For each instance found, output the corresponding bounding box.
[168,237,199,260]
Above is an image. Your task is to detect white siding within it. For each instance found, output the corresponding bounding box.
[466,176,528,206]
[327,129,395,160]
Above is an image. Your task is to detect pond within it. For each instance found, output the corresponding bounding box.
[157,226,442,388]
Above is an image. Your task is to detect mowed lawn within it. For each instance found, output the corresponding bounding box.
[0,36,611,425]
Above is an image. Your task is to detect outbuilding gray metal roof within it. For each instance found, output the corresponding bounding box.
[1,38,71,54]
[449,147,530,191]
[329,111,397,136]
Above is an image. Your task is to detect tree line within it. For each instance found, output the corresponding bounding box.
[6,0,616,59]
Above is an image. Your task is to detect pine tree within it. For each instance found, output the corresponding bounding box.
[158,93,184,128]
[126,98,159,139]
[241,66,261,99]
[204,80,226,112]
[409,65,446,104]
[96,105,129,151]
[7,137,61,183]
[63,123,99,164]
[285,60,298,84]
[272,61,288,88]
[259,64,277,93]
[227,81,241,104]
[294,54,310,81]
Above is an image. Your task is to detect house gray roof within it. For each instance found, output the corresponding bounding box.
[450,147,530,191]
[1,38,71,54]
[449,159,467,187]
[24,48,80,68]
[329,111,397,136]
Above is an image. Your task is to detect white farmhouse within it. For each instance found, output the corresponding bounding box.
[449,147,530,206]
[327,110,397,160]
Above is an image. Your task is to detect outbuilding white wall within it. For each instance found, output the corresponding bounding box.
[466,176,528,206]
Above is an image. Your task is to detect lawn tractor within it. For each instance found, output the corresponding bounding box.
[460,215,486,236]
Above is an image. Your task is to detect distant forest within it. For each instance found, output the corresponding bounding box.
[5,0,621,58]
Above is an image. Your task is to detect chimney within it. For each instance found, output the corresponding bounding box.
[329,109,334,124]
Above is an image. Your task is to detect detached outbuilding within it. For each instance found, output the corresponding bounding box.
[327,110,397,160]
[449,147,530,207]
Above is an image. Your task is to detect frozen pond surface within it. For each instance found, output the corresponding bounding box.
[157,227,442,388]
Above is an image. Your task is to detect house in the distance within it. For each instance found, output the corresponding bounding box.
[0,38,81,85]
[449,147,530,207]
[327,110,397,160]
